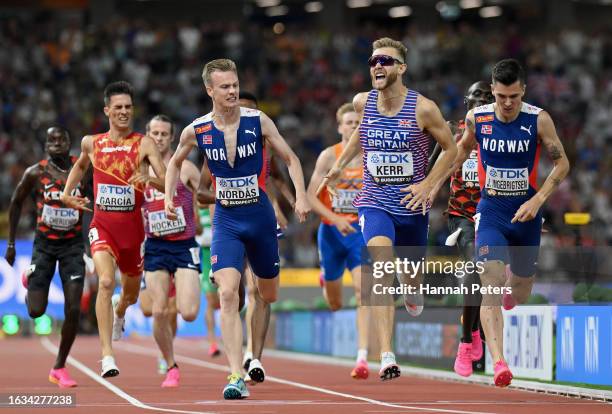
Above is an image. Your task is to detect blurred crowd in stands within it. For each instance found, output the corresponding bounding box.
[1,14,611,266]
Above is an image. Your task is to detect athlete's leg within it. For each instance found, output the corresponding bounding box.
[250,272,275,360]
[244,263,256,357]
[168,296,178,337]
[318,223,347,311]
[55,281,83,369]
[115,272,141,318]
[367,236,395,354]
[175,268,200,321]
[479,260,506,364]
[93,250,118,358]
[55,244,85,369]
[350,265,369,353]
[216,267,244,375]
[139,289,153,317]
[146,270,174,367]
[205,291,220,347]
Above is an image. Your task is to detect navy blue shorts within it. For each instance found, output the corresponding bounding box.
[358,207,428,246]
[475,201,541,277]
[358,207,428,262]
[318,222,363,281]
[211,200,279,279]
[144,237,200,274]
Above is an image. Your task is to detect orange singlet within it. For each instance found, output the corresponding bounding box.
[318,143,363,225]
[88,132,145,276]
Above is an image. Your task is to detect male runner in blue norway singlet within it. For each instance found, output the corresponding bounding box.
[439,59,569,387]
[319,37,457,381]
[164,59,310,400]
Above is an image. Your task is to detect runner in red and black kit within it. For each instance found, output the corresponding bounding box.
[4,126,88,388]
[61,81,166,378]
[428,81,493,377]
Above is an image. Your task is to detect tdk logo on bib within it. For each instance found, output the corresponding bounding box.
[485,166,528,197]
[96,184,135,211]
[219,176,256,187]
[42,205,79,230]
[216,175,259,207]
[366,151,414,185]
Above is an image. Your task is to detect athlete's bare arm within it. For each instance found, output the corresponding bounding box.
[429,111,478,201]
[307,147,356,236]
[316,92,367,196]
[166,125,198,219]
[61,135,93,212]
[4,164,40,265]
[512,111,570,223]
[130,136,166,192]
[196,158,215,205]
[401,96,457,213]
[260,112,310,222]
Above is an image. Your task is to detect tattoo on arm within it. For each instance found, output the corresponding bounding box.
[552,177,561,187]
[547,143,563,160]
[466,117,474,132]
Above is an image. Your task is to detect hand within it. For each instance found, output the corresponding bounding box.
[165,199,177,220]
[128,172,150,189]
[316,166,342,197]
[275,209,289,230]
[294,196,311,223]
[4,245,16,266]
[61,193,92,212]
[400,181,433,215]
[511,195,543,223]
[332,216,357,236]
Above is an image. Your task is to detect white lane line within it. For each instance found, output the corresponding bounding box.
[40,337,215,414]
[116,341,496,414]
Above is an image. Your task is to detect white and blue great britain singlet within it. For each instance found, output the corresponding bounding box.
[354,89,432,216]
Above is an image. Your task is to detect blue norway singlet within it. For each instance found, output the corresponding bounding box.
[193,107,268,209]
[474,102,542,212]
[354,89,432,216]
[191,107,279,278]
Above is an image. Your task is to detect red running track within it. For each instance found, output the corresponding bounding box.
[1,335,610,414]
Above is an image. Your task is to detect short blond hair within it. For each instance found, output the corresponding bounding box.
[202,59,237,87]
[372,37,407,64]
[336,103,355,124]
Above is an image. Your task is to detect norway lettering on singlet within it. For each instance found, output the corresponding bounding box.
[474,102,542,210]
[90,132,145,246]
[354,89,432,216]
[318,143,363,225]
[193,107,268,209]
[447,123,481,221]
[36,157,83,239]
[143,179,196,240]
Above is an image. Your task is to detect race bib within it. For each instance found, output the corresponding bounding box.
[96,184,135,211]
[366,151,413,184]
[215,175,259,207]
[484,165,529,196]
[331,189,359,214]
[148,207,186,236]
[461,151,479,187]
[41,205,79,230]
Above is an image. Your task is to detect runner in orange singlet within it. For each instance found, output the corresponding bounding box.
[307,103,370,379]
[62,81,166,377]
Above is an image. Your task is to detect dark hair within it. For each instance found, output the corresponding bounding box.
[146,114,175,136]
[103,81,134,105]
[46,125,70,138]
[492,59,525,86]
[239,91,258,106]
